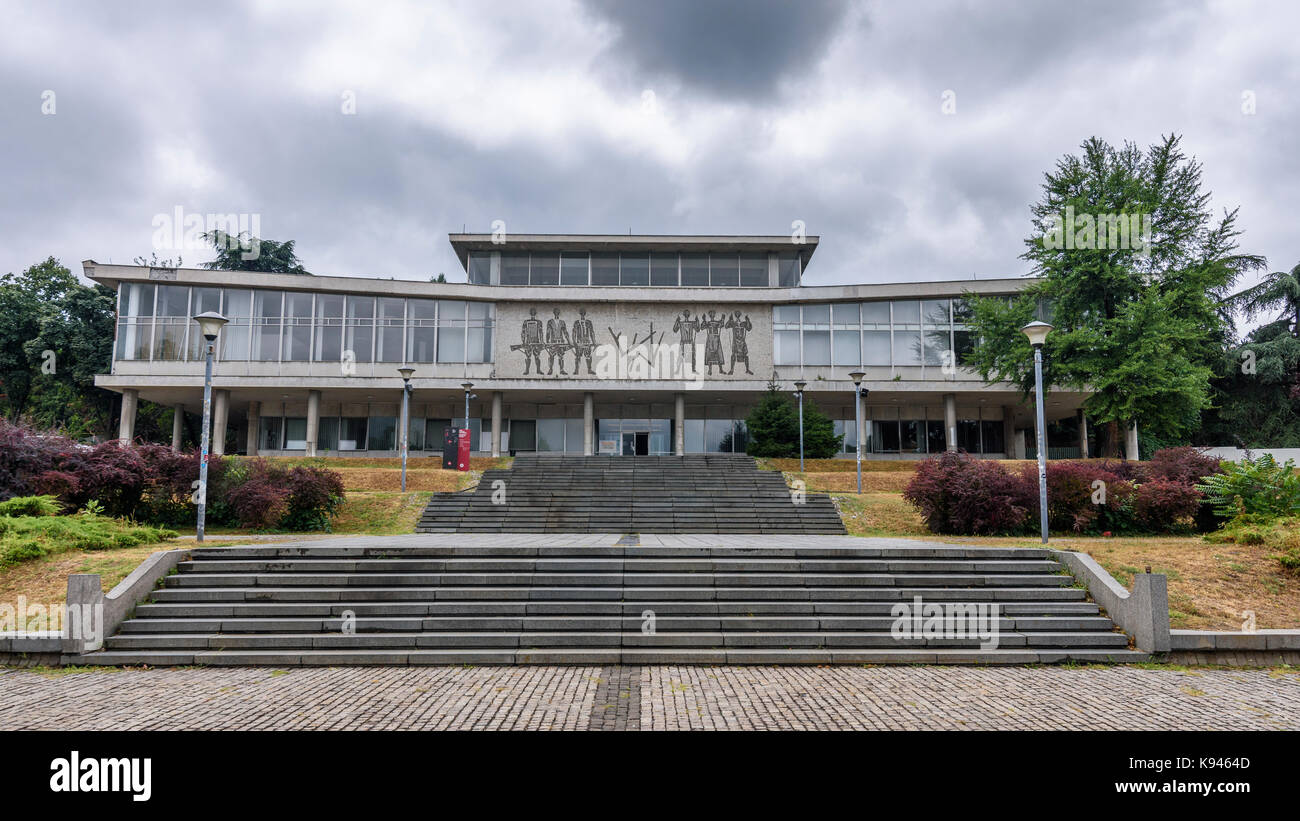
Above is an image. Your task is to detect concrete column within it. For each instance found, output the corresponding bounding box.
[212,390,229,456]
[1078,410,1089,459]
[1125,421,1139,461]
[305,390,321,457]
[1012,428,1027,460]
[1001,406,1016,459]
[246,400,261,456]
[674,393,685,456]
[583,392,595,456]
[943,393,957,452]
[491,391,503,458]
[118,388,138,444]
[171,404,185,452]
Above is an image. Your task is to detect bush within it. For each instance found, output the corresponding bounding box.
[0,420,73,500]
[1133,478,1201,532]
[219,458,345,531]
[1021,462,1133,534]
[904,452,1034,535]
[0,511,177,568]
[0,494,61,517]
[1196,453,1300,520]
[281,466,346,531]
[1141,447,1222,485]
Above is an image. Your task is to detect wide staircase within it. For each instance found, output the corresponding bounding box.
[417,454,846,534]
[74,539,1147,666]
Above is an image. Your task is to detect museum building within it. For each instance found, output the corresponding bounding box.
[87,233,1096,460]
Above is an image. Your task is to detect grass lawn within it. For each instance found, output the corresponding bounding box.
[830,489,1300,631]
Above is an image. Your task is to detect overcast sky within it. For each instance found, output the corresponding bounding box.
[1,0,1296,297]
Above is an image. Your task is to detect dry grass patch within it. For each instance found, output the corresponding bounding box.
[793,471,914,492]
[330,468,478,493]
[330,492,434,535]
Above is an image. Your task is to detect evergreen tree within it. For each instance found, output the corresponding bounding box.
[744,380,843,459]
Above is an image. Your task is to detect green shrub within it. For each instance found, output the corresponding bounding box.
[0,512,177,567]
[0,494,61,517]
[1196,454,1300,520]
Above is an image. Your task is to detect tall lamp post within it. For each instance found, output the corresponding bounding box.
[793,380,806,472]
[461,381,476,454]
[192,311,228,543]
[1021,320,1053,544]
[849,371,866,494]
[398,367,415,492]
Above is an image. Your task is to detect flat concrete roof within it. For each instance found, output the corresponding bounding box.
[447,233,819,270]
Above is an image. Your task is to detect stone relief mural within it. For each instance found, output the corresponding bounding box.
[494,303,771,380]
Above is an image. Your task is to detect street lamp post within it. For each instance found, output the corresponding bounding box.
[192,311,228,544]
[793,380,806,472]
[1021,320,1054,544]
[398,367,415,492]
[849,371,866,494]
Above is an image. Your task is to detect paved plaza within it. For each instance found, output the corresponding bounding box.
[1,664,1297,730]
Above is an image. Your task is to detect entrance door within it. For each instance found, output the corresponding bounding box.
[621,433,636,455]
[635,431,649,455]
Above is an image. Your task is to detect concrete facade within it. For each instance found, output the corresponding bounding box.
[87,233,1096,459]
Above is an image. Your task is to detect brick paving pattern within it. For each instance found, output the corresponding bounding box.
[1,665,1297,730]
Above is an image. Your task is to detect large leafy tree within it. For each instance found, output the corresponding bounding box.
[200,230,309,274]
[964,134,1265,453]
[745,380,842,459]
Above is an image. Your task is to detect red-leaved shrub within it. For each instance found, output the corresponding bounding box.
[1141,447,1222,485]
[904,452,1034,535]
[1133,478,1202,532]
[1022,461,1134,534]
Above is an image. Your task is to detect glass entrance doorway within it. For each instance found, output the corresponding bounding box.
[599,417,672,455]
[621,431,649,455]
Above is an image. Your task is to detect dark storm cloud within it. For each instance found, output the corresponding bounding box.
[578,0,854,99]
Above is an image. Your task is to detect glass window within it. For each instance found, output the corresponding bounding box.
[368,416,397,451]
[258,416,282,451]
[709,254,738,287]
[774,330,800,366]
[338,417,367,450]
[345,296,374,364]
[284,417,307,450]
[530,253,559,286]
[220,289,251,361]
[650,253,678,286]
[424,418,451,451]
[466,301,493,364]
[981,420,1005,454]
[591,253,619,286]
[802,331,831,365]
[376,298,405,362]
[508,419,534,452]
[958,420,981,453]
[923,299,950,327]
[116,284,155,361]
[873,420,900,453]
[777,252,800,287]
[314,293,344,363]
[892,301,920,326]
[861,301,890,325]
[188,287,222,360]
[863,330,890,365]
[437,300,466,363]
[560,253,588,286]
[927,420,947,453]
[319,417,339,451]
[407,298,437,363]
[118,282,155,317]
[282,292,313,362]
[685,419,705,453]
[954,330,977,366]
[833,330,860,366]
[154,285,189,361]
[467,253,492,285]
[773,305,800,325]
[681,253,709,286]
[537,418,565,452]
[156,285,188,317]
[901,420,924,453]
[832,303,859,325]
[619,254,648,286]
[408,417,424,451]
[564,418,583,453]
[802,304,830,326]
[502,254,530,286]
[705,419,732,452]
[738,253,767,287]
[924,326,950,367]
[252,291,282,362]
[893,329,922,365]
[731,420,748,453]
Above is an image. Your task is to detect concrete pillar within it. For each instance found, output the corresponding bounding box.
[943,393,957,452]
[1012,428,1027,460]
[305,390,321,457]
[674,393,685,456]
[490,391,503,458]
[212,390,229,456]
[1001,406,1016,459]
[1078,410,1089,459]
[1125,421,1139,461]
[246,400,261,456]
[171,404,185,452]
[583,392,595,456]
[118,388,138,444]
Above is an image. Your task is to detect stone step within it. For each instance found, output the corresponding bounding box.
[72,647,1151,666]
[177,558,1063,574]
[189,545,1053,559]
[149,585,1091,603]
[164,572,1075,588]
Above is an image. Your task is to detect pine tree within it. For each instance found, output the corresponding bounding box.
[744,380,843,458]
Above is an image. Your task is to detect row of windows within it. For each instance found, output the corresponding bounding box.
[773,299,977,367]
[116,284,493,366]
[831,419,1007,454]
[469,251,802,288]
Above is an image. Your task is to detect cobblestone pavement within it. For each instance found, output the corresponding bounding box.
[1,665,1297,730]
